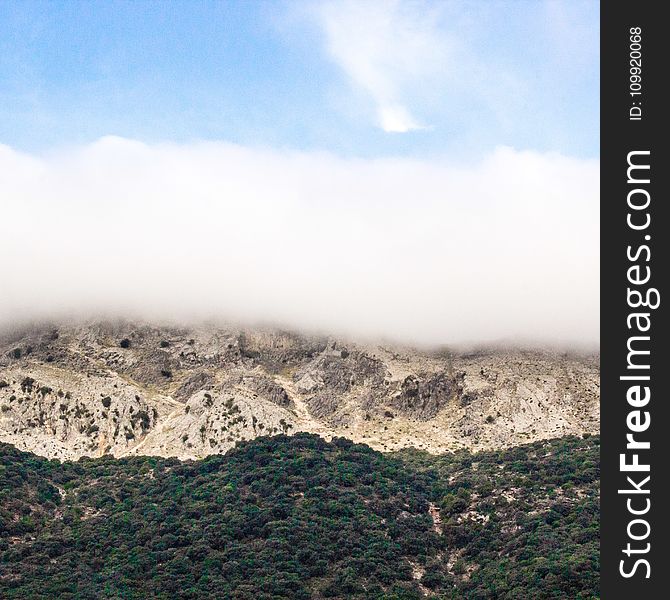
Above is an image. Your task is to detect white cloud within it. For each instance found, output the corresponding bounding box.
[0,137,599,345]
[378,104,425,133]
[307,0,448,132]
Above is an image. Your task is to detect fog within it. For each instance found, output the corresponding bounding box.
[0,137,598,346]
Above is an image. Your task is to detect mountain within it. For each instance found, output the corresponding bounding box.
[0,321,599,461]
[0,433,599,599]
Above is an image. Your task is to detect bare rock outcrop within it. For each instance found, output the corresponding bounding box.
[0,320,599,460]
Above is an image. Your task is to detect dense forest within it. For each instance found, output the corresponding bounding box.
[0,433,599,599]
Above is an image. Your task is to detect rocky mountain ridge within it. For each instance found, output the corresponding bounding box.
[0,321,599,460]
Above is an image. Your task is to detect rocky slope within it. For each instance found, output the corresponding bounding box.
[0,321,599,460]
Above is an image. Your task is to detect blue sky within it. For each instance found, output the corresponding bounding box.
[0,0,599,158]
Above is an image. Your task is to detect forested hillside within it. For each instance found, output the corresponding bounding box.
[0,434,599,599]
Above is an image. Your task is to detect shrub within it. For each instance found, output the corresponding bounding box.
[20,377,35,392]
[440,493,468,516]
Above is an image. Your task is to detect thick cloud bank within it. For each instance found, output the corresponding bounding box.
[0,138,598,345]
